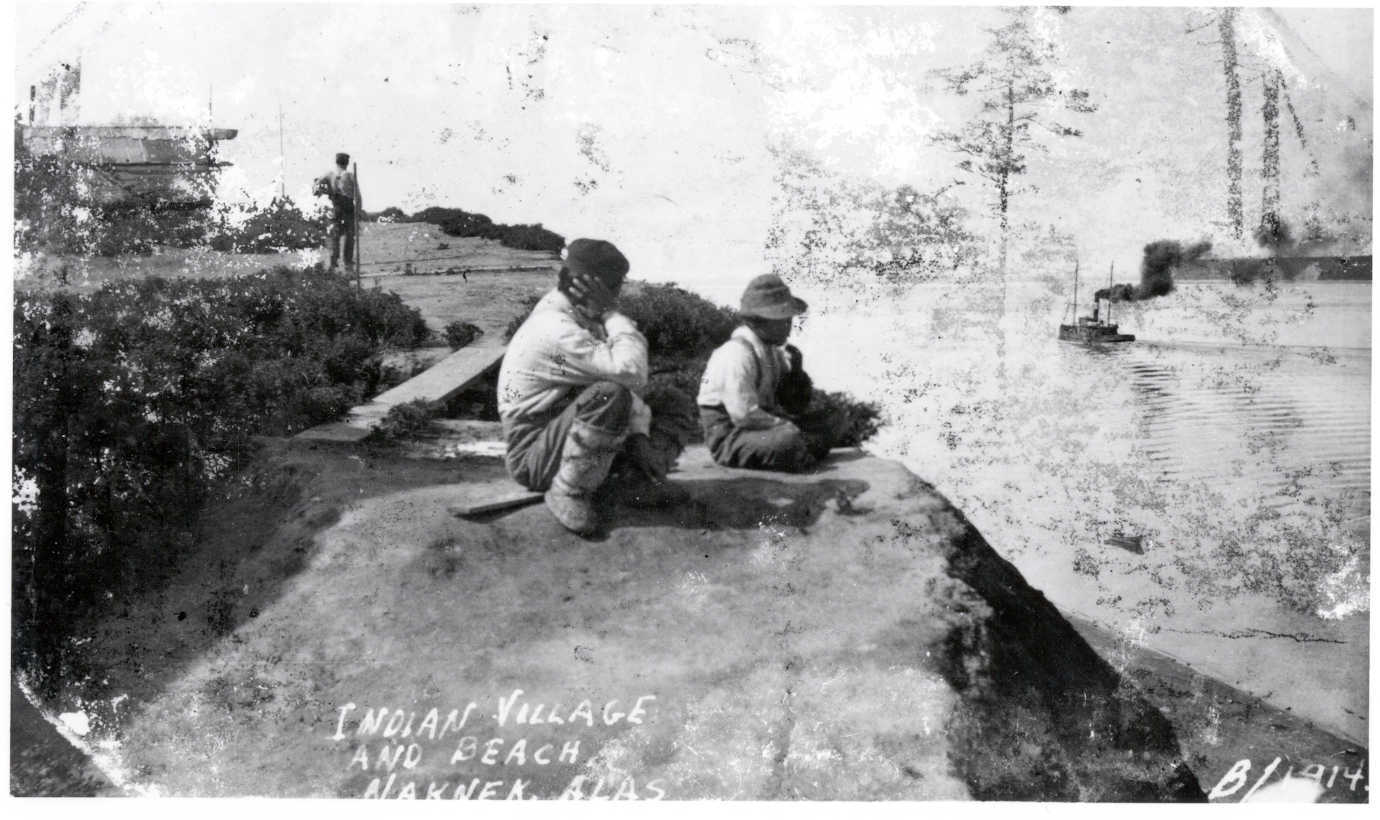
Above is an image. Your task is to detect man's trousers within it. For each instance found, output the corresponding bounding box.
[505,381,694,492]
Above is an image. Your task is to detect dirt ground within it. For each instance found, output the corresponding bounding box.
[352,223,558,336]
[19,433,1365,800]
[21,439,1204,799]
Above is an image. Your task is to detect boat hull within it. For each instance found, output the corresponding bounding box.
[1058,323,1135,343]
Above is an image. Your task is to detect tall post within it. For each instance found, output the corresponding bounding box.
[1071,259,1079,319]
[353,161,362,290]
[1106,262,1114,323]
[28,85,35,124]
[278,104,286,199]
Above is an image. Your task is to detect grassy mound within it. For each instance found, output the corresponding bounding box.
[375,206,564,253]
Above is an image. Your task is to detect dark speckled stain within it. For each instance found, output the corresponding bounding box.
[930,516,1206,801]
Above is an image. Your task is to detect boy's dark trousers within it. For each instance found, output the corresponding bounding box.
[329,206,356,269]
[699,404,844,473]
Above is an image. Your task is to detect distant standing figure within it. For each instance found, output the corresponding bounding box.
[697,274,848,472]
[318,152,362,271]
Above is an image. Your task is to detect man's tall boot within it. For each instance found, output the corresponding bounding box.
[545,419,625,535]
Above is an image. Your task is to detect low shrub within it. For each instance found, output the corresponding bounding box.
[370,399,442,442]
[207,196,328,253]
[390,206,565,254]
[443,321,484,350]
[618,282,739,360]
[12,266,429,693]
[503,282,737,359]
[491,223,565,253]
[811,389,883,448]
[503,294,545,341]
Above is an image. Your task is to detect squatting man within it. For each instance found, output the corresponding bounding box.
[498,238,847,535]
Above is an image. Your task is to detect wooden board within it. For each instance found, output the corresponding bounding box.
[448,485,544,517]
[294,345,505,442]
[294,422,373,444]
[370,344,504,408]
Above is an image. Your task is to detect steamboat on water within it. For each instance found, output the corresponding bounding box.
[1059,261,1136,344]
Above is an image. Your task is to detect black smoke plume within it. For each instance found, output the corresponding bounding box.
[1094,240,1212,302]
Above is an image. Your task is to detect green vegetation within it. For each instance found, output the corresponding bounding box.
[370,399,443,442]
[443,320,484,350]
[373,205,564,253]
[12,267,428,693]
[14,151,210,256]
[206,196,328,253]
[14,137,325,257]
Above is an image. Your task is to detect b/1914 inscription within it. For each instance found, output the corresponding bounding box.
[1208,756,1368,802]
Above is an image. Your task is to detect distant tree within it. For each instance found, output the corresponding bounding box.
[1185,8,1248,241]
[929,6,1096,288]
[1217,8,1245,242]
[1257,68,1284,248]
[766,145,977,292]
[860,184,981,287]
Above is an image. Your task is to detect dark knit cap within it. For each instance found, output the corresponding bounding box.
[739,274,808,320]
[335,152,350,166]
[566,238,630,286]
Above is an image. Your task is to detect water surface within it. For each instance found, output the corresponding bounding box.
[800,279,1370,741]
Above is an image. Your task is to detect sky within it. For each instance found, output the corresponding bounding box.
[11,2,1375,291]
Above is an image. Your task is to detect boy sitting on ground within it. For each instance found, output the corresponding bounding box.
[697,274,848,472]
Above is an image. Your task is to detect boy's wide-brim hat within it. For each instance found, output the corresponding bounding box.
[566,238,630,286]
[739,274,808,320]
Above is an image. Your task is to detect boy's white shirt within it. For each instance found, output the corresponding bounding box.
[697,325,792,430]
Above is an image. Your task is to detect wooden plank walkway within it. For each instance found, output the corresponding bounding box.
[296,344,506,443]
[358,263,556,279]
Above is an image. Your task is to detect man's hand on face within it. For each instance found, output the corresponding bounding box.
[567,269,618,321]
